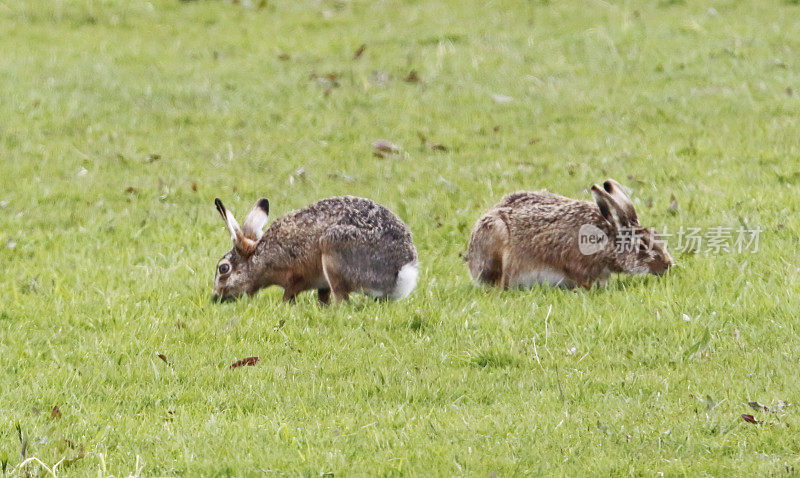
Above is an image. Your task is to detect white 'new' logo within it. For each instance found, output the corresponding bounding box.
[578,224,608,255]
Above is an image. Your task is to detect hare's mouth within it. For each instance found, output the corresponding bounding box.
[652,262,673,276]
[211,293,237,303]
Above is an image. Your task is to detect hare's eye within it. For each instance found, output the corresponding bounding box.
[218,263,231,275]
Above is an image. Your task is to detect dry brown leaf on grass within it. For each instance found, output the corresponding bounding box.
[404,70,420,83]
[372,140,402,158]
[230,356,260,369]
[353,44,366,59]
[741,414,758,424]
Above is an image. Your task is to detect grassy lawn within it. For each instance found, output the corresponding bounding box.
[2,0,800,475]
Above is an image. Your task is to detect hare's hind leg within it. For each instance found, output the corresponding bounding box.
[319,226,363,302]
[320,226,400,301]
[467,215,508,287]
[320,254,352,302]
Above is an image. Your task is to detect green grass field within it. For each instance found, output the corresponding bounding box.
[2,0,800,475]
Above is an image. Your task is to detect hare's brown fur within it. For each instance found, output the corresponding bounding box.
[467,182,672,289]
[213,196,418,303]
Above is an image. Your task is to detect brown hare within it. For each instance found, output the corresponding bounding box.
[466,179,672,289]
[212,196,418,303]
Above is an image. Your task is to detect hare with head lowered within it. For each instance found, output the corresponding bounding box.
[466,179,672,289]
[212,196,418,303]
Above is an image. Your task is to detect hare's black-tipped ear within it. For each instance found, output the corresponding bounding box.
[257,198,269,215]
[591,184,621,227]
[214,198,226,220]
[215,198,238,243]
[215,197,257,254]
[603,179,638,226]
[242,198,270,241]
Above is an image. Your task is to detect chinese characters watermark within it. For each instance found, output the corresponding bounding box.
[578,225,762,255]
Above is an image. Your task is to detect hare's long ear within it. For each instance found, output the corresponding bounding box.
[215,198,256,254]
[591,184,624,228]
[603,179,638,226]
[241,198,269,241]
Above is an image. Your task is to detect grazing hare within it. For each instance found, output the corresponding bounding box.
[212,196,418,303]
[466,179,672,289]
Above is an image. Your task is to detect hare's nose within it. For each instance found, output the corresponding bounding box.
[211,293,235,303]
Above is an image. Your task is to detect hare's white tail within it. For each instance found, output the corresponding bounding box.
[389,262,419,300]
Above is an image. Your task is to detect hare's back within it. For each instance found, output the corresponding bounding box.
[497,190,583,218]
[276,196,411,243]
[497,190,575,212]
[325,196,409,235]
[495,190,604,238]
